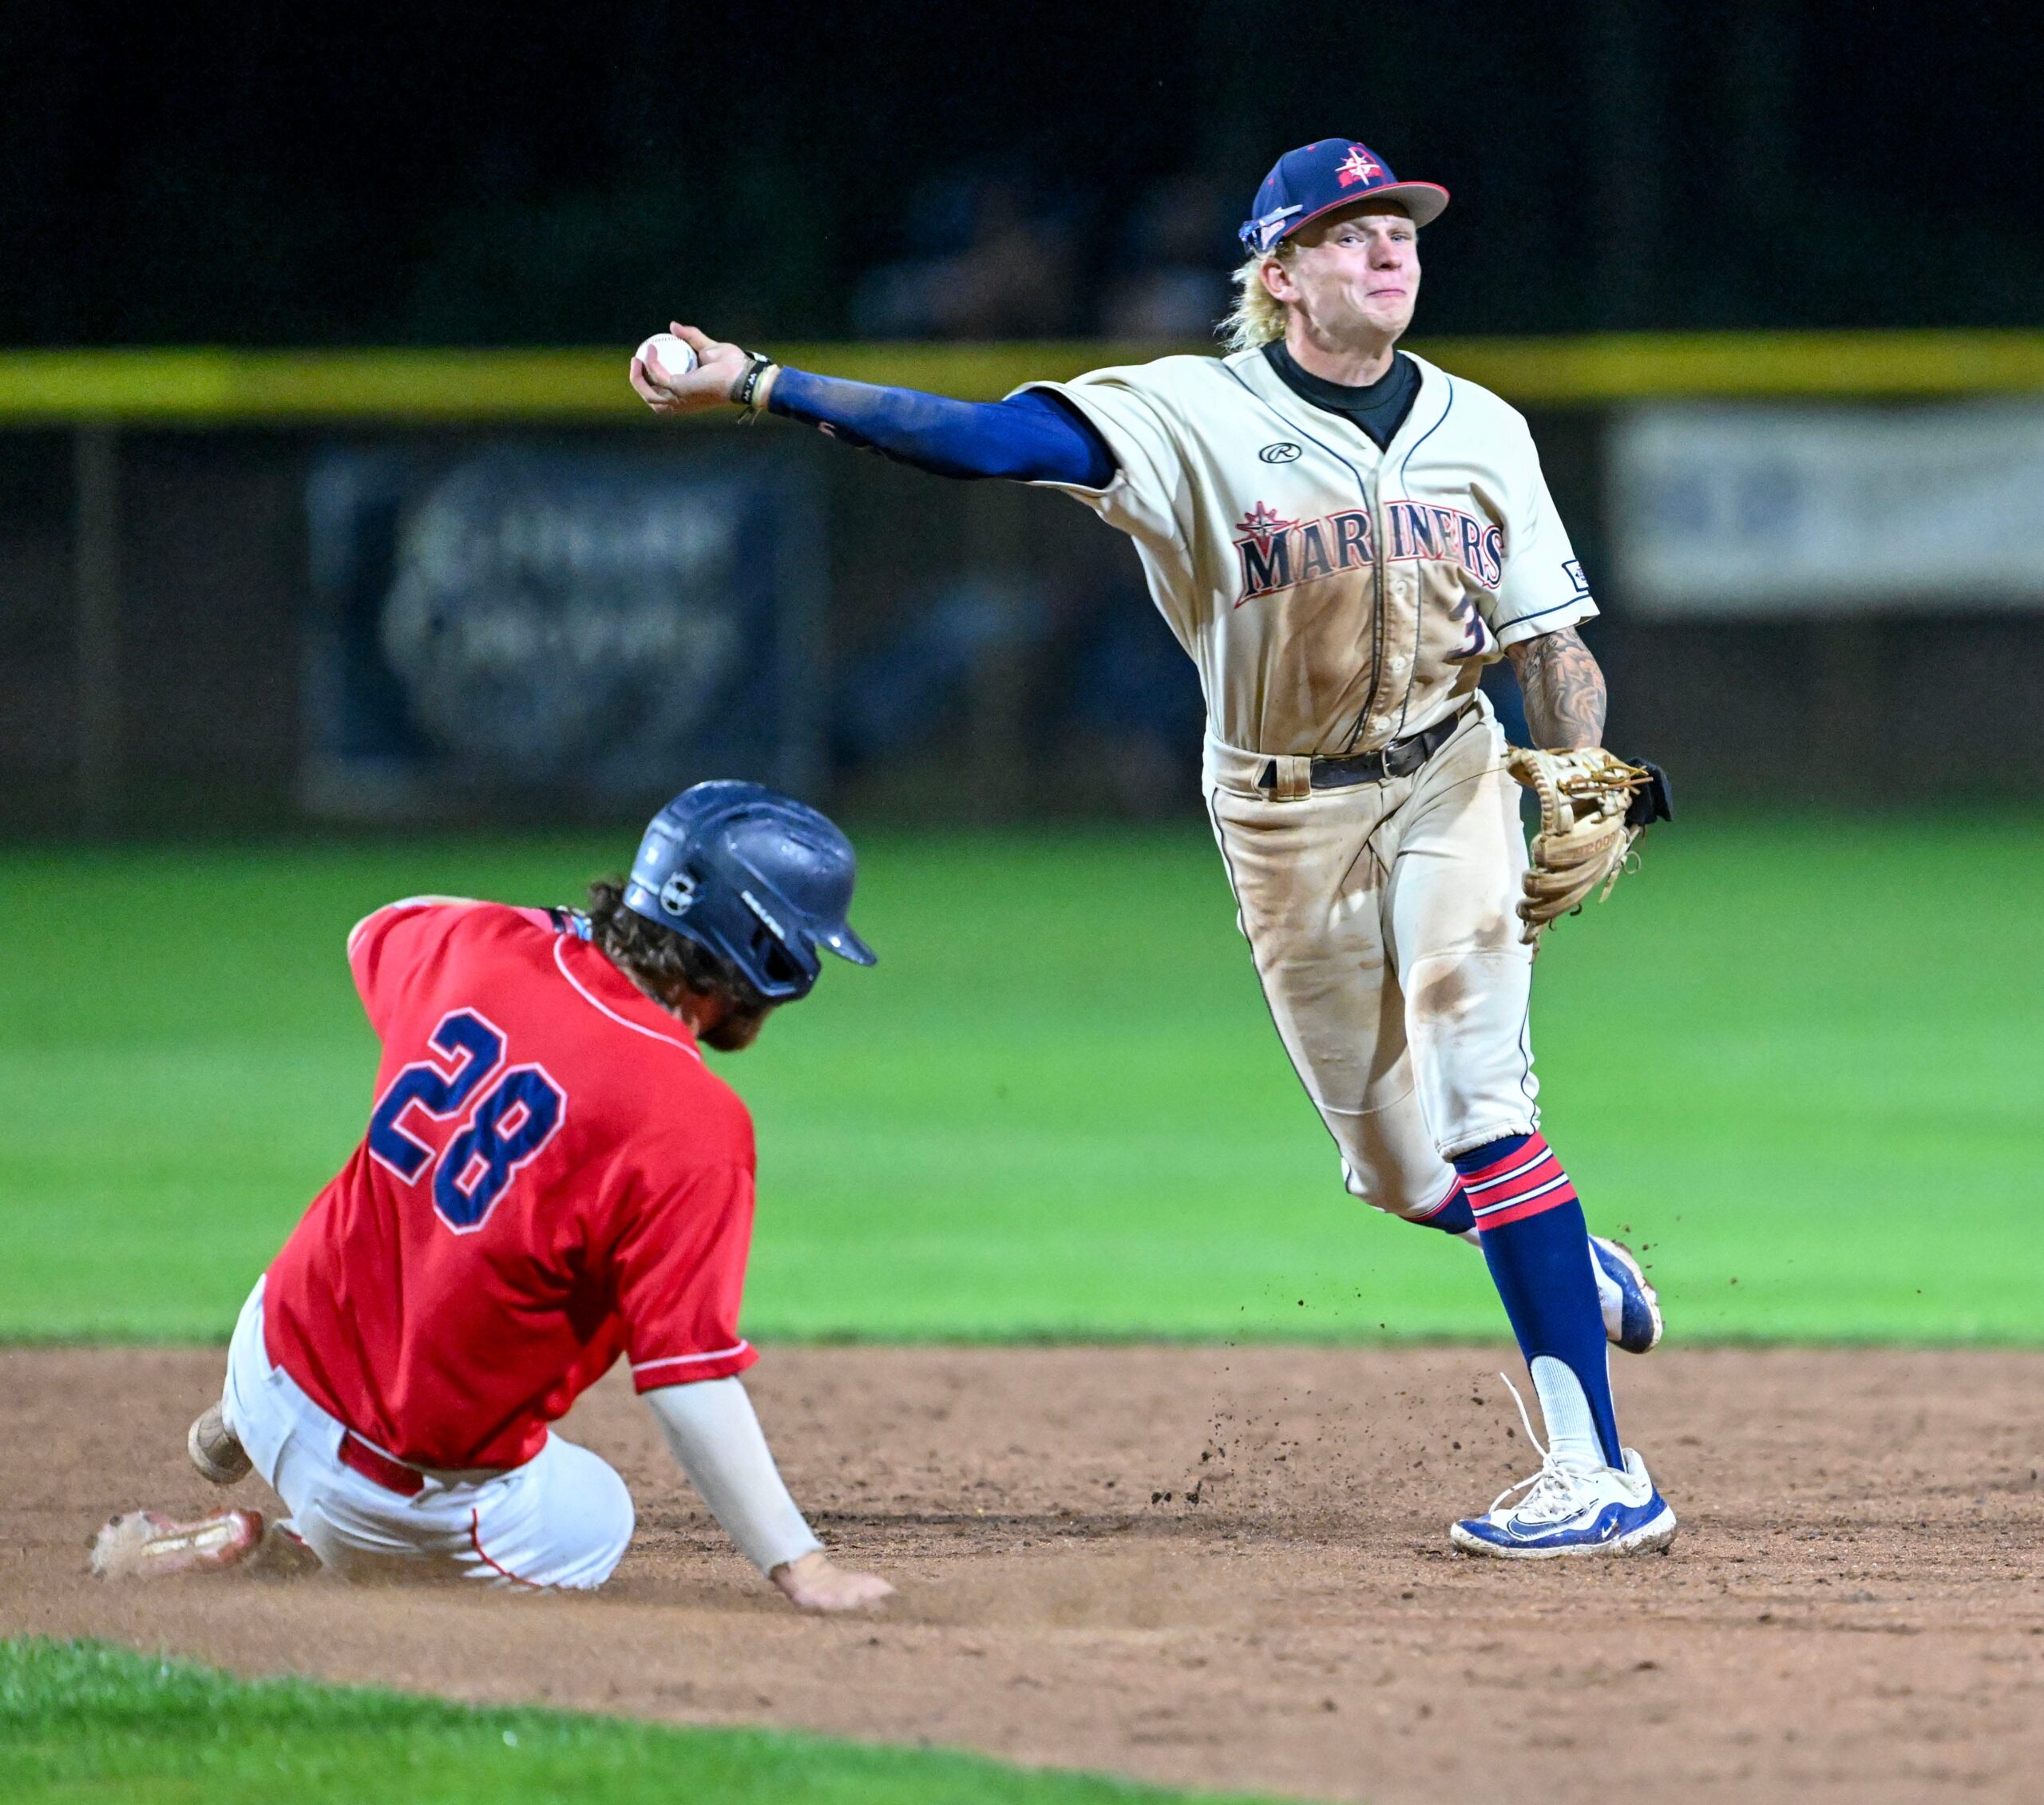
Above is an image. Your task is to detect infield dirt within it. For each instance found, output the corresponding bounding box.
[4,1344,2040,1804]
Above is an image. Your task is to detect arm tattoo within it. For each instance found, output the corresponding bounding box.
[1507,626,1607,749]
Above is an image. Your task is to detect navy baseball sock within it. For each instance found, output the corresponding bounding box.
[1456,1133,1622,1471]
[1408,1184,1476,1237]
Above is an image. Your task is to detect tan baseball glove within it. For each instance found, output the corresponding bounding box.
[1506,747,1672,944]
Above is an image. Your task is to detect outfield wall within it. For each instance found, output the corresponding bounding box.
[3,336,2042,833]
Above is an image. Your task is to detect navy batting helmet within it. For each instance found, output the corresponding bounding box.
[622,781,875,1003]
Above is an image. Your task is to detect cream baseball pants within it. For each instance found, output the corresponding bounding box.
[220,1278,634,1589]
[1203,698,1540,1221]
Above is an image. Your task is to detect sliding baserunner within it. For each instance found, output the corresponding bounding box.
[95,782,894,1604]
[632,137,1676,1557]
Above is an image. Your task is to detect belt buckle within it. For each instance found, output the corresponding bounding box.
[1389,711,1454,779]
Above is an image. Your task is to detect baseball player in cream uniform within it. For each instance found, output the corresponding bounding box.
[634,137,1677,1558]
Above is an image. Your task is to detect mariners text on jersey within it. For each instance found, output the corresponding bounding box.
[1024,349,1596,758]
[1231,497,1507,605]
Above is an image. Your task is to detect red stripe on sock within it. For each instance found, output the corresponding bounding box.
[1466,1134,1579,1230]
[1472,1168,1570,1212]
[1461,1134,1555,1192]
[1472,1184,1579,1229]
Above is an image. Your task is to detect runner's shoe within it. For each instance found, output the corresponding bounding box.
[91,1509,266,1579]
[187,1402,252,1486]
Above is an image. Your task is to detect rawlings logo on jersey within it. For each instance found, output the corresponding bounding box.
[1233,500,1506,606]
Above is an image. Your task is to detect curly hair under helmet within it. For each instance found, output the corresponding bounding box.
[582,878,763,1014]
[1218,244,1295,353]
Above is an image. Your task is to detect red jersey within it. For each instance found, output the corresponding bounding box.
[264,899,759,1471]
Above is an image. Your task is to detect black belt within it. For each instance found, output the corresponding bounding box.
[1258,707,1469,794]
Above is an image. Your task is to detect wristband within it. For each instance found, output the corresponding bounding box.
[730,351,778,422]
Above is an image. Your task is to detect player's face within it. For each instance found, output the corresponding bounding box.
[1270,203,1420,346]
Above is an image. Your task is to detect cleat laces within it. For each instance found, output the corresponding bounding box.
[1481,1373,1602,1526]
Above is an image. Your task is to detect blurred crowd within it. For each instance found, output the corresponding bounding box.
[849,169,1238,342]
[830,568,1206,816]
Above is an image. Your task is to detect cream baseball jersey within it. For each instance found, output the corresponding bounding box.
[1026,349,1597,758]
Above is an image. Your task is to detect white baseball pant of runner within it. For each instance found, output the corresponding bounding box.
[219,1278,634,1589]
[1203,695,1539,1220]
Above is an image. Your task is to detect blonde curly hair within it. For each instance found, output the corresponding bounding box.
[1218,243,1296,352]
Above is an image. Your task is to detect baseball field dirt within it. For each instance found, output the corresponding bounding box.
[5,1344,2039,1805]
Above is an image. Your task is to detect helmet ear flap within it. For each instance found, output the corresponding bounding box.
[739,897,820,999]
[755,934,811,996]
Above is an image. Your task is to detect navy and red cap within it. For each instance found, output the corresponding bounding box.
[1238,140,1449,255]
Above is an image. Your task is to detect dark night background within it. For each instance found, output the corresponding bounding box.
[6,0,2042,346]
[3,1,2042,835]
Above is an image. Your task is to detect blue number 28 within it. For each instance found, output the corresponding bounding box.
[366,1009,566,1233]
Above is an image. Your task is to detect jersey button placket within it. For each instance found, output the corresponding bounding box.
[1369,478,1410,748]
[1357,453,1391,751]
[1390,567,1419,732]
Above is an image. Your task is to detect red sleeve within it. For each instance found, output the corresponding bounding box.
[343,897,477,1035]
[612,1161,760,1389]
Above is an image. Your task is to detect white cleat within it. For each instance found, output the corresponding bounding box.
[91,1508,318,1579]
[1450,1372,1678,1558]
[91,1508,266,1579]
[1590,1236,1663,1354]
[1451,1447,1678,1558]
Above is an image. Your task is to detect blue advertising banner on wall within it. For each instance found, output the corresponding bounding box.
[302,442,824,819]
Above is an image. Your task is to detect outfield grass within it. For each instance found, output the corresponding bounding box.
[0,1639,1281,1804]
[1,817,2038,1344]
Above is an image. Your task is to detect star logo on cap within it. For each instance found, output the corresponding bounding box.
[1337,145,1383,188]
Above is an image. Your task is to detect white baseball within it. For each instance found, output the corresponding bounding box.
[635,332,699,390]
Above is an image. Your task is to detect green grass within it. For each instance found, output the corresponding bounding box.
[0,1638,1281,1804]
[1,817,2038,1344]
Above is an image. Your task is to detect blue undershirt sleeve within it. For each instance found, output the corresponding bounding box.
[768,367,1117,489]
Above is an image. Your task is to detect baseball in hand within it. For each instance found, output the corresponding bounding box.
[635,332,699,392]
